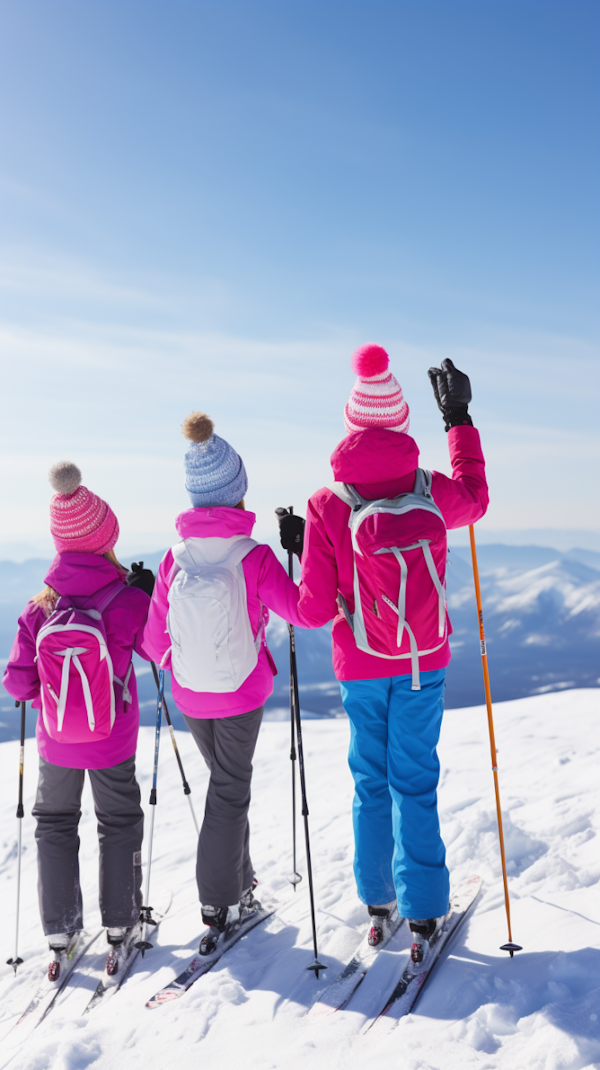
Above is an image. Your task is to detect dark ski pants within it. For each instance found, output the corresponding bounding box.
[183,706,263,907]
[32,755,144,935]
[340,669,450,920]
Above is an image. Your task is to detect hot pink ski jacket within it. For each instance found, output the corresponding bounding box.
[2,554,151,769]
[142,507,304,718]
[296,424,489,681]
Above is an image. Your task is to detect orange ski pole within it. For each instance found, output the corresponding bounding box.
[469,524,522,957]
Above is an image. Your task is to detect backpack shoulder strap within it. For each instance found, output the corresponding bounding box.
[225,537,259,568]
[94,579,127,615]
[328,482,365,510]
[412,468,433,500]
[173,536,258,575]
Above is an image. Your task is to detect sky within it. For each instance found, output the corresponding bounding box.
[1,0,598,558]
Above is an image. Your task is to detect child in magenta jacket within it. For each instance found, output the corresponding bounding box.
[2,464,150,977]
[277,346,488,960]
[142,412,304,953]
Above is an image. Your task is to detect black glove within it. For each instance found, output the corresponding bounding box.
[428,358,473,431]
[126,561,156,597]
[275,508,305,557]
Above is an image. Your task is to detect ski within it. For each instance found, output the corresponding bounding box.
[308,909,404,1017]
[145,902,276,1008]
[8,928,104,1035]
[84,893,172,1014]
[366,873,482,1032]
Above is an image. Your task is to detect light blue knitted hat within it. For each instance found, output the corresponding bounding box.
[182,412,248,508]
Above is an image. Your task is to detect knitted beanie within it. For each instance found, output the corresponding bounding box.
[182,412,248,508]
[344,344,410,434]
[48,463,119,554]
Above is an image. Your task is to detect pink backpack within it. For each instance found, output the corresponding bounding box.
[35,581,133,744]
[330,470,448,690]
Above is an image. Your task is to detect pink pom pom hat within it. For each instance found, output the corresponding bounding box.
[48,462,119,555]
[344,344,410,434]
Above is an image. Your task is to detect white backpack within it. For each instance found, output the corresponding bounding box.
[163,535,263,693]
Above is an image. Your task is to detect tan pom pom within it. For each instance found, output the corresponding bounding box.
[182,412,214,443]
[49,461,82,496]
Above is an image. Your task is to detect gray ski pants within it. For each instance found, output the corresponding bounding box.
[32,755,144,935]
[183,706,263,908]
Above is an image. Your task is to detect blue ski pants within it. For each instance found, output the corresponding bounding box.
[340,669,449,920]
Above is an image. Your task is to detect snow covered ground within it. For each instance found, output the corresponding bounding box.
[0,689,599,1070]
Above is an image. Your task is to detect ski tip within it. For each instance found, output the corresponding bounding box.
[145,991,178,1009]
[500,942,523,957]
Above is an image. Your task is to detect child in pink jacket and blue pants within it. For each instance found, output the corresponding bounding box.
[142,413,304,949]
[278,346,488,954]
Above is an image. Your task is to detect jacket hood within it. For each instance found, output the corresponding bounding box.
[175,506,256,540]
[330,429,420,483]
[44,552,126,596]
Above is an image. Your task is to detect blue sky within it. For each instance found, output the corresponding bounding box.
[1,0,598,556]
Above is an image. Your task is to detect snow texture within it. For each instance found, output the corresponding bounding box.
[0,689,599,1069]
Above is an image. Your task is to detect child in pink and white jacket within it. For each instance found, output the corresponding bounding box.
[2,464,150,977]
[142,413,304,954]
[277,346,489,960]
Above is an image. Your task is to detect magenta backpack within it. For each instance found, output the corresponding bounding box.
[35,581,133,744]
[330,470,448,690]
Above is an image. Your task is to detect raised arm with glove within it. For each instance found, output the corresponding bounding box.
[428,358,473,431]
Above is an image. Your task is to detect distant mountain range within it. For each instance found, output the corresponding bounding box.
[1,544,599,740]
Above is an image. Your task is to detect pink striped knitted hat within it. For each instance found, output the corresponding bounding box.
[48,462,119,554]
[344,344,410,434]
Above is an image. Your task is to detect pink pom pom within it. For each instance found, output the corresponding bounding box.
[350,344,389,378]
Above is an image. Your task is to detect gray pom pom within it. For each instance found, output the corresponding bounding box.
[182,412,214,443]
[49,461,82,496]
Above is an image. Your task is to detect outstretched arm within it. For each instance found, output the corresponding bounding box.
[141,552,174,666]
[2,604,44,702]
[295,496,340,627]
[432,425,489,529]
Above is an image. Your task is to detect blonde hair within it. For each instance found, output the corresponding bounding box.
[32,549,127,616]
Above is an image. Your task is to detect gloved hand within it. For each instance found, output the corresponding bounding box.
[126,561,156,596]
[275,508,305,557]
[428,358,473,431]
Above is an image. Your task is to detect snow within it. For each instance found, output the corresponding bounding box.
[0,689,599,1070]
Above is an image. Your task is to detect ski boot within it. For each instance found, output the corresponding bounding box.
[199,905,229,956]
[105,925,136,976]
[47,932,78,982]
[239,876,261,922]
[367,901,397,947]
[408,917,440,964]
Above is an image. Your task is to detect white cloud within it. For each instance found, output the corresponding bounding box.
[0,253,598,549]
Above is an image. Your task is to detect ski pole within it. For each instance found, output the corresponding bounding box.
[469,524,522,958]
[7,701,26,974]
[150,661,199,836]
[285,527,326,979]
[135,669,164,955]
[286,509,302,891]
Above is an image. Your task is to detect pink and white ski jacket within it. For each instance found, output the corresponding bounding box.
[296,424,489,681]
[142,507,304,718]
[2,554,151,769]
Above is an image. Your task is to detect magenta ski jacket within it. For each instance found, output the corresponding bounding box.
[296,424,489,681]
[2,554,151,769]
[142,507,304,718]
